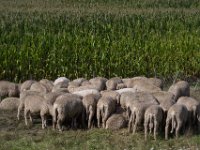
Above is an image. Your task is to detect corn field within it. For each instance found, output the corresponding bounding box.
[0,0,200,82]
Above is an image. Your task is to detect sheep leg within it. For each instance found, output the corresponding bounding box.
[175,121,183,139]
[154,120,158,140]
[97,107,101,128]
[88,109,94,129]
[29,113,33,125]
[128,113,133,133]
[24,109,29,126]
[103,107,109,129]
[17,103,23,120]
[165,118,170,140]
[144,120,148,141]
[133,113,138,134]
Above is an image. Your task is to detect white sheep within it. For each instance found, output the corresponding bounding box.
[0,97,20,111]
[168,80,190,101]
[52,94,84,131]
[105,114,127,130]
[144,105,164,140]
[165,104,188,140]
[97,96,116,128]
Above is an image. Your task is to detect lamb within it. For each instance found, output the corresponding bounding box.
[53,94,84,131]
[105,114,127,130]
[17,90,42,120]
[101,90,120,104]
[168,80,190,101]
[30,82,49,93]
[127,92,159,134]
[177,96,200,132]
[23,94,49,129]
[40,79,54,92]
[20,80,36,92]
[106,77,123,90]
[144,105,164,140]
[0,81,20,100]
[89,77,107,91]
[97,96,116,128]
[82,94,101,128]
[165,104,188,140]
[0,97,20,111]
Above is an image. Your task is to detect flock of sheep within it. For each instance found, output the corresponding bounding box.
[0,76,199,140]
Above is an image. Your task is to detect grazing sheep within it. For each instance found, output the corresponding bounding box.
[68,82,80,93]
[97,96,116,128]
[165,104,188,140]
[151,91,176,113]
[30,82,49,93]
[116,88,136,94]
[23,94,49,129]
[73,89,99,97]
[53,94,84,131]
[82,94,101,128]
[106,114,127,130]
[127,92,159,134]
[20,80,36,92]
[54,77,70,86]
[89,77,107,91]
[101,90,120,104]
[17,91,42,120]
[116,83,127,90]
[144,105,164,140]
[0,97,20,111]
[106,77,123,90]
[52,87,69,93]
[123,76,147,88]
[0,81,20,100]
[40,79,54,92]
[73,78,87,85]
[148,77,163,90]
[168,81,190,101]
[81,80,91,86]
[177,96,200,132]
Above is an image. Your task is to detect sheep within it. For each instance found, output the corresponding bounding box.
[54,77,70,86]
[105,114,127,130]
[52,87,69,93]
[73,78,87,85]
[0,97,20,111]
[68,81,81,93]
[116,88,136,94]
[148,77,163,90]
[165,104,188,140]
[168,80,190,101]
[0,81,20,100]
[89,77,107,91]
[30,82,49,93]
[127,92,159,134]
[151,91,176,114]
[123,76,147,88]
[81,80,91,86]
[40,79,54,92]
[17,90,42,120]
[144,105,164,140]
[97,96,116,128]
[177,96,200,133]
[82,93,101,128]
[116,83,127,90]
[73,89,99,97]
[20,80,36,92]
[106,77,123,90]
[100,90,120,104]
[23,94,49,129]
[52,94,84,131]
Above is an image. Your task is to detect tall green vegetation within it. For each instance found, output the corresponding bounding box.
[0,0,200,82]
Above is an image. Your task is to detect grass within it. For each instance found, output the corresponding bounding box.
[0,88,200,150]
